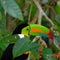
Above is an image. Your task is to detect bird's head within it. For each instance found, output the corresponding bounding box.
[21,26,30,37]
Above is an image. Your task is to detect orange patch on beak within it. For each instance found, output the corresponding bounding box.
[24,52,29,54]
[31,28,46,34]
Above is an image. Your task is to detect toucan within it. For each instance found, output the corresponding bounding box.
[1,23,54,60]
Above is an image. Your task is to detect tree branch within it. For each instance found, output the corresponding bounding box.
[33,0,54,29]
[28,4,32,24]
[31,11,38,24]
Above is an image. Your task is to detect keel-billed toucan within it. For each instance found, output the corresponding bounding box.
[1,23,54,60]
[21,24,54,40]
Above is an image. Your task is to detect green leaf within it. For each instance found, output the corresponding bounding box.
[0,35,19,44]
[54,36,60,50]
[42,47,52,56]
[54,13,60,25]
[0,44,9,51]
[0,2,6,29]
[27,4,37,18]
[31,48,39,60]
[0,34,20,53]
[54,5,60,15]
[13,37,40,58]
[1,0,24,21]
[42,48,57,60]
[57,26,60,32]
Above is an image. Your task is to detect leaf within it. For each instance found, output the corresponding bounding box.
[0,35,20,44]
[31,4,37,17]
[1,0,24,21]
[42,48,57,60]
[31,48,40,60]
[13,37,40,58]
[54,5,60,15]
[0,2,6,29]
[0,34,21,54]
[54,5,60,25]
[0,44,9,51]
[53,13,60,25]
[54,36,60,50]
[42,47,52,56]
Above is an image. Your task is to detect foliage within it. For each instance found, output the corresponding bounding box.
[13,37,40,58]
[0,0,60,60]
[42,48,57,60]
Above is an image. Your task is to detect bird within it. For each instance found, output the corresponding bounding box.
[21,24,54,40]
[1,23,54,60]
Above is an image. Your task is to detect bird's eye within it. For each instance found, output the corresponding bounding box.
[27,29,29,30]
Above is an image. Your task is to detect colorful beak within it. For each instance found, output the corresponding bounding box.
[48,30,54,41]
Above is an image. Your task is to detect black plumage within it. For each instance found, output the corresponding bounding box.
[1,23,29,60]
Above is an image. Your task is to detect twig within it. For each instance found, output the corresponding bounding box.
[38,11,43,24]
[32,36,40,43]
[26,53,30,60]
[28,4,33,24]
[5,10,7,16]
[31,11,38,24]
[33,0,43,24]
